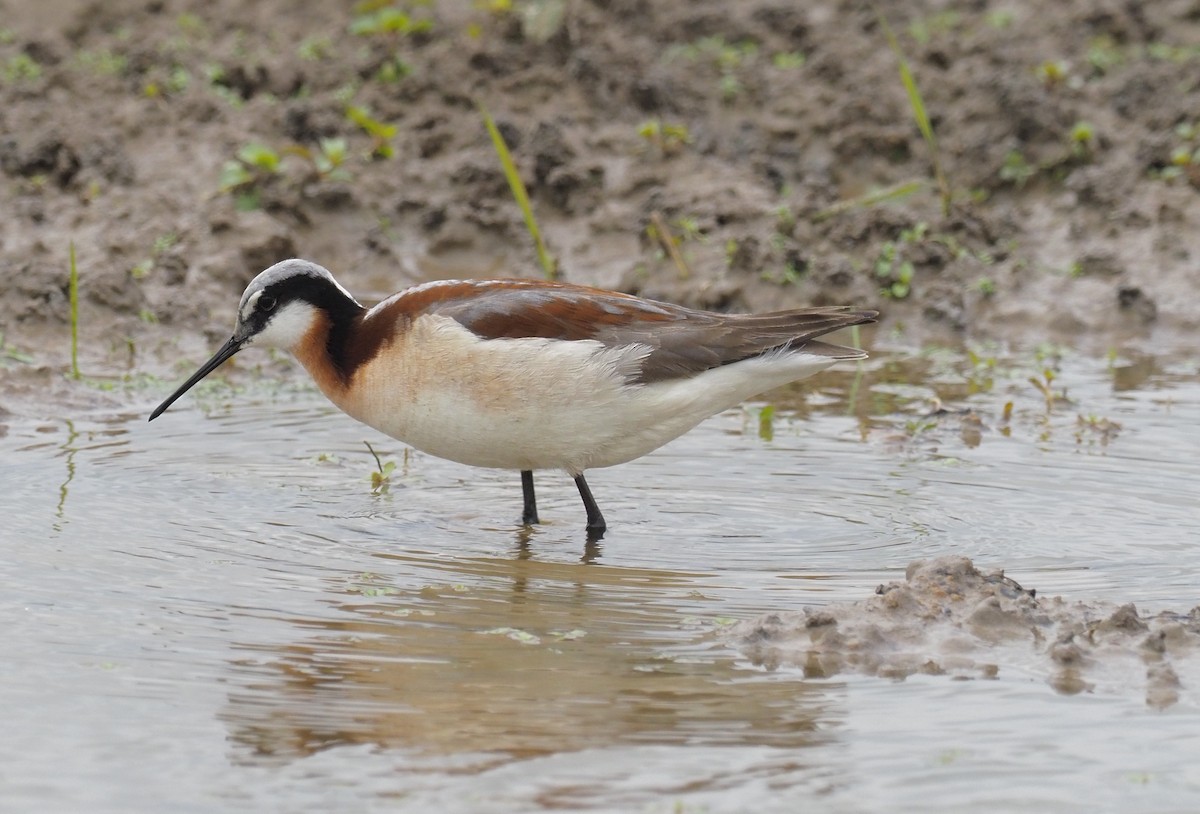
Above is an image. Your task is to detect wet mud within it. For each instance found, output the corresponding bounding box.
[1,0,1199,412]
[733,556,1200,709]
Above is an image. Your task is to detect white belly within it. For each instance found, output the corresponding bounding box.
[330,316,839,474]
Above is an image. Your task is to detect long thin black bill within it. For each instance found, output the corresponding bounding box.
[148,335,243,421]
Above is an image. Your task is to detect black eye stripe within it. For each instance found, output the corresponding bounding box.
[259,295,277,311]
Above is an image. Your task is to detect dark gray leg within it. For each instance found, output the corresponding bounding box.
[574,474,606,537]
[521,470,539,525]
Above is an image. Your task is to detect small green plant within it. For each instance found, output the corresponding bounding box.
[4,53,41,83]
[346,105,398,158]
[153,232,178,255]
[637,119,690,156]
[288,137,352,181]
[76,49,128,76]
[130,259,153,280]
[297,35,332,61]
[812,179,923,222]
[668,36,758,101]
[376,55,413,83]
[974,277,997,296]
[1070,121,1096,157]
[1146,42,1200,63]
[1036,59,1069,88]
[1086,35,1124,74]
[1153,121,1200,180]
[875,241,915,299]
[771,51,805,69]
[68,243,80,380]
[908,11,960,45]
[0,332,33,365]
[1029,368,1062,412]
[985,9,1015,28]
[177,13,206,37]
[964,346,997,393]
[999,150,1035,187]
[315,137,350,178]
[757,405,776,441]
[878,10,951,215]
[131,233,180,281]
[365,441,396,494]
[480,103,557,279]
[350,4,433,37]
[220,143,282,210]
[760,261,804,287]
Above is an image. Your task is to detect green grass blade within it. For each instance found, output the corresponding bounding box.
[68,241,80,379]
[479,104,557,279]
[877,10,951,214]
[812,179,925,222]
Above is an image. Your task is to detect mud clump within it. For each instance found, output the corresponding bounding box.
[731,556,1200,708]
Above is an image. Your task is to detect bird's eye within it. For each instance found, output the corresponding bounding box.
[259,295,277,312]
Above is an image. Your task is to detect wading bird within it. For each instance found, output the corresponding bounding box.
[150,259,875,538]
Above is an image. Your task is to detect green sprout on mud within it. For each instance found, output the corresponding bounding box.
[985,10,1015,29]
[0,332,33,365]
[76,49,128,77]
[771,51,806,69]
[999,150,1035,187]
[315,137,350,177]
[774,203,796,235]
[874,222,927,299]
[974,277,997,297]
[1070,121,1096,158]
[760,261,804,287]
[875,241,915,299]
[220,143,282,210]
[1036,59,1069,88]
[364,440,396,494]
[1029,368,1065,413]
[878,10,951,215]
[908,11,960,45]
[346,105,398,158]
[130,232,179,281]
[1087,36,1124,74]
[350,3,433,38]
[68,242,80,380]
[669,36,758,102]
[297,35,333,61]
[480,104,557,279]
[1146,42,1200,63]
[4,53,41,83]
[637,119,691,157]
[1154,122,1200,181]
[812,179,923,222]
[376,55,413,83]
[287,137,352,181]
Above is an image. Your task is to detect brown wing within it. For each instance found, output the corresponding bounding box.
[391,279,876,384]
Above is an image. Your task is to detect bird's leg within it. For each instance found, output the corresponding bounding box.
[573,474,607,538]
[520,469,539,525]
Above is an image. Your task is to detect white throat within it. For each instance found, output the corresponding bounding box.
[245,300,318,350]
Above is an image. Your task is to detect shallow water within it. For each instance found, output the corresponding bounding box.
[3,349,1200,812]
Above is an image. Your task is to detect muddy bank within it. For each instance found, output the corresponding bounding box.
[0,0,1198,409]
[731,557,1200,709]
